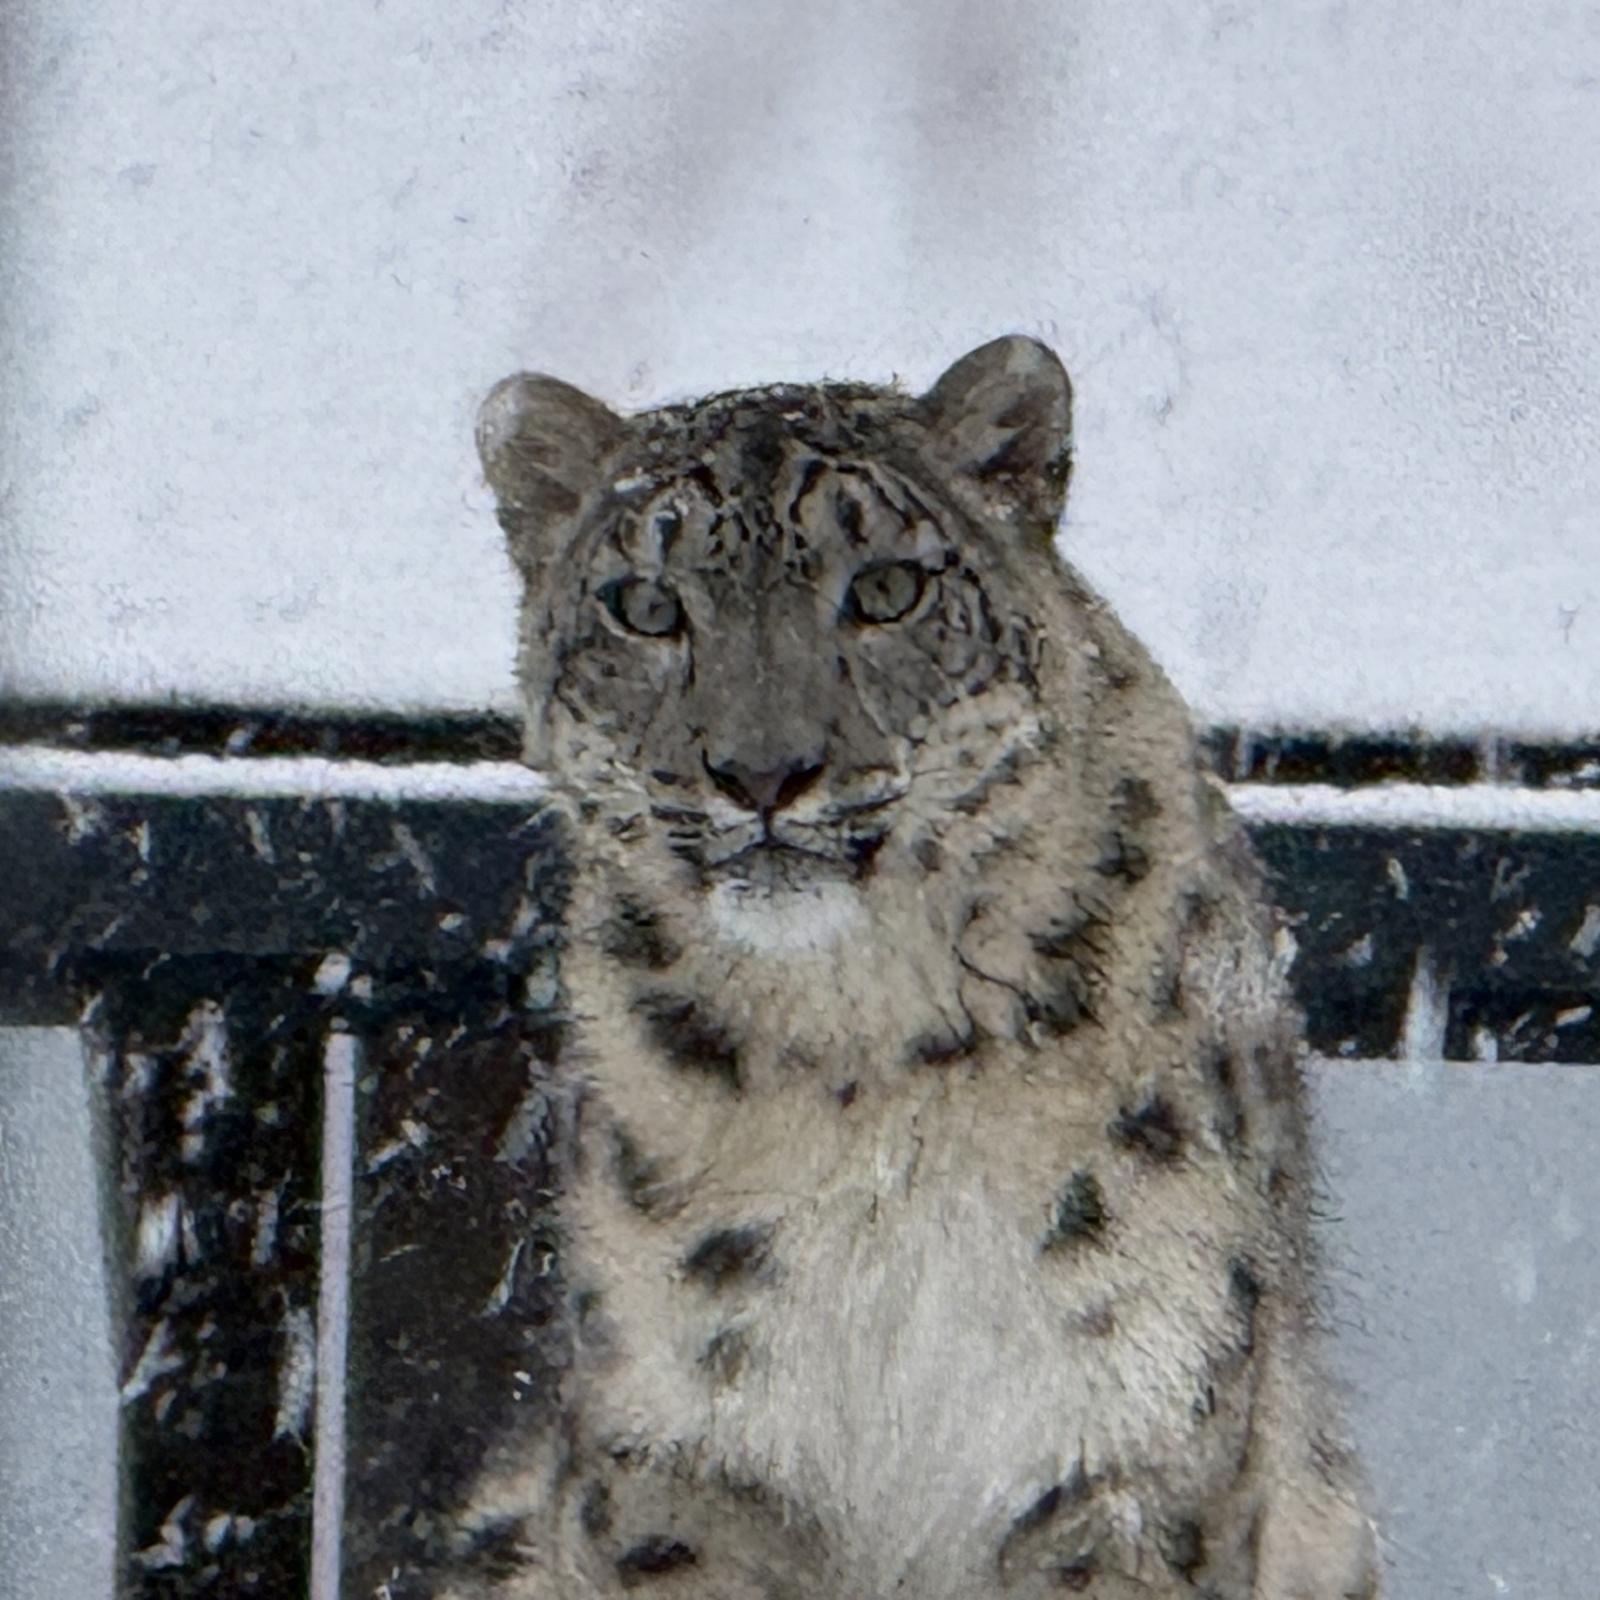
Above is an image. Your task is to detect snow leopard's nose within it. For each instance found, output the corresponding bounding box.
[703,754,826,816]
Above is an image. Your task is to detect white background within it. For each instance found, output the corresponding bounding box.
[2,0,1597,731]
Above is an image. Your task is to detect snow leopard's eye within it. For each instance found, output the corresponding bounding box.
[602,576,684,638]
[845,561,926,625]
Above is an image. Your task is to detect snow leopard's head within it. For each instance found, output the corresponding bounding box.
[478,337,1076,919]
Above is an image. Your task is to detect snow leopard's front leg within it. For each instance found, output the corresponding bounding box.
[1240,1318,1381,1600]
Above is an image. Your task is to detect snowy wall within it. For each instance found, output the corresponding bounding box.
[2,0,1597,732]
[0,1032,118,1600]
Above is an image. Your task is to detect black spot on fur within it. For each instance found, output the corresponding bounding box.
[787,456,828,522]
[616,1537,698,1585]
[1252,1039,1299,1103]
[1029,916,1085,963]
[1056,1555,1096,1591]
[1311,1427,1356,1487]
[1110,1095,1185,1163]
[909,1017,977,1064]
[1091,778,1161,884]
[1026,909,1105,1032]
[700,1324,750,1385]
[835,1080,859,1108]
[1115,775,1161,824]
[739,416,787,500]
[613,1129,669,1215]
[1013,1483,1065,1537]
[455,1516,534,1581]
[1043,1171,1108,1250]
[1159,1518,1206,1580]
[581,1482,613,1537]
[846,828,888,879]
[913,836,944,873]
[1229,1259,1263,1352]
[836,490,866,545]
[1076,1302,1117,1338]
[1008,1466,1091,1541]
[998,1467,1096,1583]
[653,507,683,556]
[601,899,681,970]
[634,991,741,1091]
[948,749,1027,817]
[1162,978,1190,1024]
[1008,623,1042,692]
[1024,975,1092,1035]
[1095,829,1151,883]
[1208,1048,1247,1154]
[1148,943,1186,1017]
[1182,890,1217,937]
[683,1223,773,1289]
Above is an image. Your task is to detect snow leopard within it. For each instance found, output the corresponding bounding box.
[449,336,1380,1598]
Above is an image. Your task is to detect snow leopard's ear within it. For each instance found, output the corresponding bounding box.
[476,374,625,575]
[920,336,1073,542]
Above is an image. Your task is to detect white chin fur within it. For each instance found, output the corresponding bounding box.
[706,879,867,955]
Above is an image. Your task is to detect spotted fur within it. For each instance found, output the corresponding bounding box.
[448,338,1380,1598]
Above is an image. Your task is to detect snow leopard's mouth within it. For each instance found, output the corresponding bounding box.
[697,828,887,887]
[647,791,895,886]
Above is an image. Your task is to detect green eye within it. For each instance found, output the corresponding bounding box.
[603,576,684,637]
[847,561,926,624]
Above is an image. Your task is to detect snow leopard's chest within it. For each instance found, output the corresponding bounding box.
[563,1060,1264,1593]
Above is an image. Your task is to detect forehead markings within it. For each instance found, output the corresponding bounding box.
[681,462,726,505]
[786,457,831,527]
[602,426,950,590]
[736,413,789,502]
[604,510,667,573]
[784,457,931,557]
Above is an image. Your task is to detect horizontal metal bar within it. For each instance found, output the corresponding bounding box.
[1230,781,1600,834]
[2,703,1598,791]
[0,747,546,802]
[5,746,1599,834]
